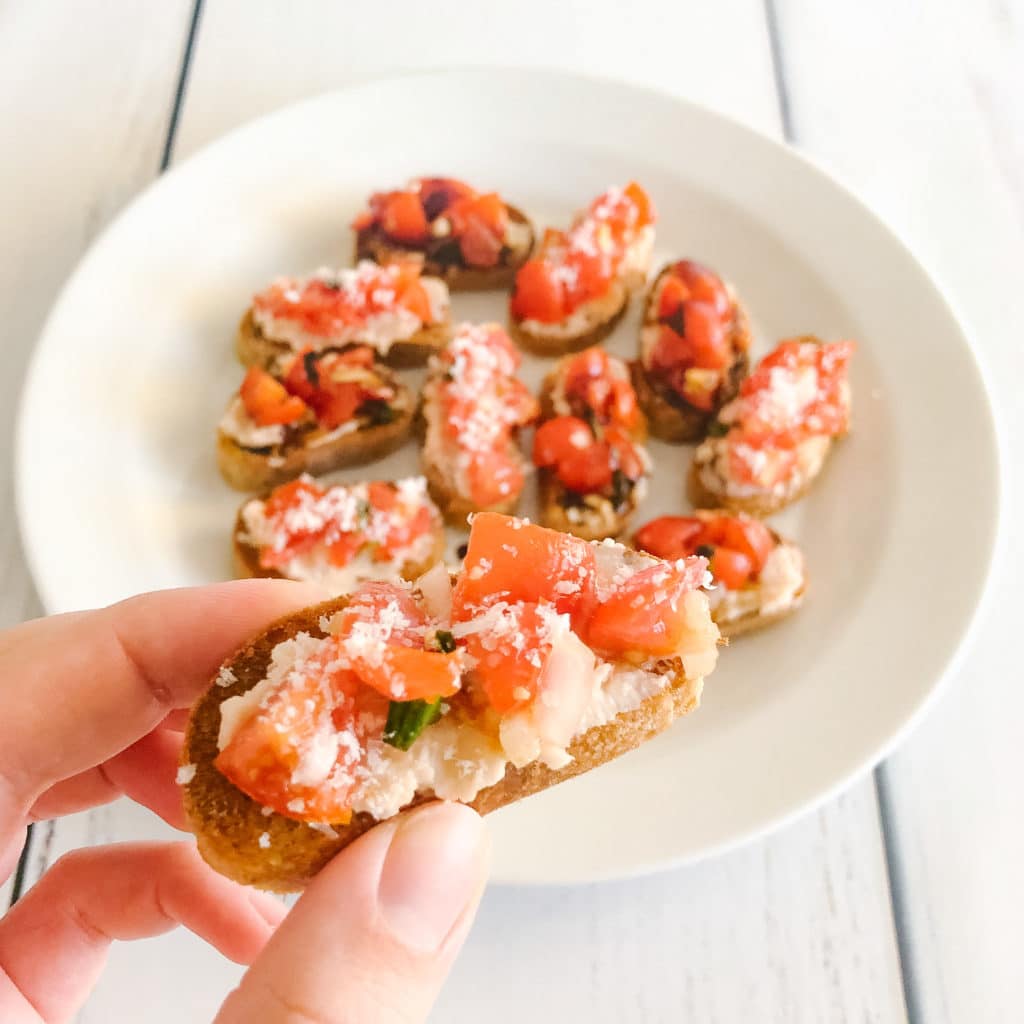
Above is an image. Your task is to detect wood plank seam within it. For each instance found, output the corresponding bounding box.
[762,3,916,1021]
[6,0,208,911]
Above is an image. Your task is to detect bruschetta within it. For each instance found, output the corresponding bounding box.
[509,183,655,355]
[352,177,535,291]
[533,347,651,540]
[634,511,805,637]
[233,475,445,591]
[421,322,539,525]
[236,261,451,371]
[689,337,855,516]
[633,260,752,442]
[181,512,719,891]
[217,346,413,492]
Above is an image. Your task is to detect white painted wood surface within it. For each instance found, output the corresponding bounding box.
[0,0,1018,1020]
[0,0,193,916]
[772,3,1024,1022]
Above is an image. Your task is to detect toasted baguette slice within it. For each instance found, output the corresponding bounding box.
[183,598,703,892]
[236,308,450,372]
[420,323,538,526]
[536,469,643,541]
[632,511,806,637]
[534,350,650,539]
[634,263,752,443]
[510,279,631,357]
[355,204,535,292]
[217,399,414,493]
[687,454,827,518]
[232,477,446,587]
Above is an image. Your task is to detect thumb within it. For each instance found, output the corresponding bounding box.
[215,802,490,1023]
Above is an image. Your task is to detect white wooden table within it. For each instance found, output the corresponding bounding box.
[1,1,1021,1020]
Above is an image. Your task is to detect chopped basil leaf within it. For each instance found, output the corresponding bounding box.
[302,350,321,388]
[706,419,728,437]
[383,698,443,751]
[359,398,397,426]
[436,630,457,653]
[695,544,715,559]
[664,306,686,336]
[456,542,468,560]
[610,468,633,511]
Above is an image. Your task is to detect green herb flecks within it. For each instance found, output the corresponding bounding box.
[695,544,715,559]
[359,398,398,426]
[383,698,443,751]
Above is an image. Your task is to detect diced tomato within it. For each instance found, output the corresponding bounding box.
[453,513,597,626]
[258,477,332,569]
[459,216,504,267]
[678,301,730,370]
[466,449,525,509]
[379,505,435,559]
[283,350,319,404]
[314,382,364,429]
[333,581,429,647]
[397,279,434,322]
[351,209,376,231]
[532,416,593,468]
[623,181,655,228]
[263,477,322,519]
[324,531,364,568]
[417,177,475,219]
[666,260,730,319]
[510,259,566,323]
[350,645,461,702]
[239,367,308,427]
[657,275,690,320]
[585,559,708,658]
[462,602,550,713]
[717,517,774,573]
[708,548,754,589]
[215,665,387,823]
[634,516,704,560]
[609,379,641,431]
[557,441,614,494]
[606,426,644,481]
[366,481,397,511]
[381,191,429,244]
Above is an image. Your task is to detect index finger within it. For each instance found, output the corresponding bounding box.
[0,580,328,824]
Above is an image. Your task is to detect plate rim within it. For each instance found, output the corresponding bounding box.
[14,67,1005,882]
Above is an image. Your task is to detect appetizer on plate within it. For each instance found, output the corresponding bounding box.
[182,512,720,891]
[217,346,413,492]
[633,259,752,442]
[509,183,655,355]
[533,346,650,539]
[233,475,444,591]
[634,511,805,637]
[237,261,451,370]
[352,177,534,290]
[689,337,855,516]
[421,322,538,524]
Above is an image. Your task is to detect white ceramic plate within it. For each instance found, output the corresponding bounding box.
[17,70,1000,884]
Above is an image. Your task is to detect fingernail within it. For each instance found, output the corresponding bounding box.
[377,802,489,953]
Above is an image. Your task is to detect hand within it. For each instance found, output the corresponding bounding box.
[0,581,490,1023]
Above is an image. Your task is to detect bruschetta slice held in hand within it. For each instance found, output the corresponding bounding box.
[182,512,720,891]
[634,511,805,637]
[689,337,855,516]
[421,322,539,524]
[633,260,752,441]
[353,177,535,290]
[217,347,413,491]
[237,261,451,370]
[534,346,651,540]
[234,475,444,591]
[510,183,655,355]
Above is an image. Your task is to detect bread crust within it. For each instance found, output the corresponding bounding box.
[182,596,702,892]
[216,400,415,493]
[509,279,630,357]
[235,308,451,371]
[354,205,535,292]
[536,470,638,541]
[634,264,752,442]
[231,504,446,584]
